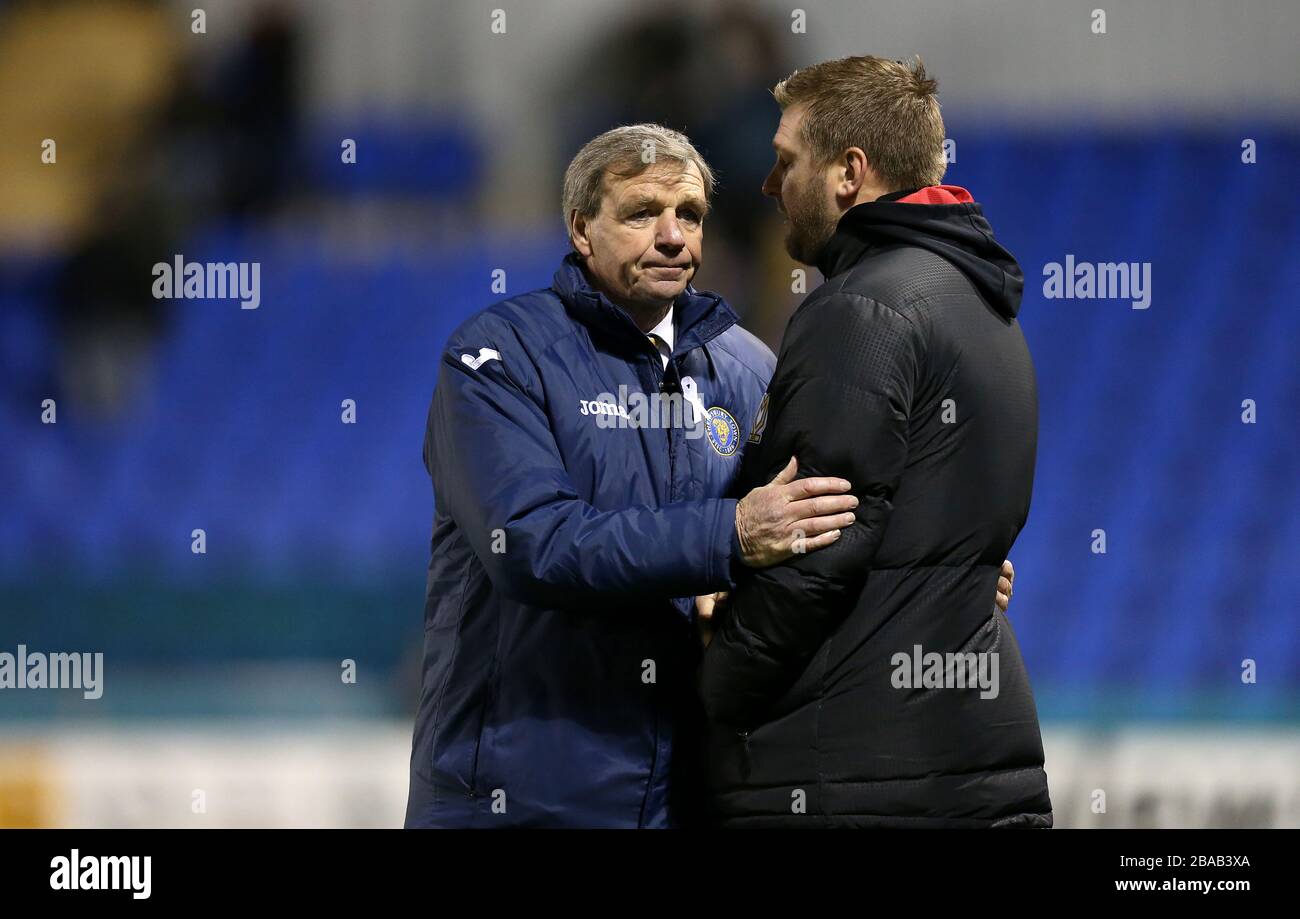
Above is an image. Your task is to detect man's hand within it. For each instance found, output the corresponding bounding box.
[695,591,729,648]
[735,457,857,567]
[995,559,1015,613]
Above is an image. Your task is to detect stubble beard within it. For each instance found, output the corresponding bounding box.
[783,183,839,267]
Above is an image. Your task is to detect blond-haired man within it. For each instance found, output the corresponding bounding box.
[699,56,1051,828]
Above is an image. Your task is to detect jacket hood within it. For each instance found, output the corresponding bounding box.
[552,253,740,356]
[814,185,1025,319]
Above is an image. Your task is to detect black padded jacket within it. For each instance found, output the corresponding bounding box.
[699,186,1052,828]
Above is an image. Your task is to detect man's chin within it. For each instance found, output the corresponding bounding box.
[637,279,691,303]
[783,232,813,266]
[785,228,828,267]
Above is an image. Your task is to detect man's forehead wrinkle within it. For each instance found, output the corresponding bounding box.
[616,179,706,206]
[611,160,702,185]
[622,173,703,194]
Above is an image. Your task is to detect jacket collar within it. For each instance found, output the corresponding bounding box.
[814,185,979,279]
[811,184,1024,319]
[814,218,877,281]
[552,253,738,359]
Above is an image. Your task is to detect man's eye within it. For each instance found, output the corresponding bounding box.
[679,210,701,223]
[629,209,651,220]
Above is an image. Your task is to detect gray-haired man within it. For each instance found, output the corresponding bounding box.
[405,124,861,827]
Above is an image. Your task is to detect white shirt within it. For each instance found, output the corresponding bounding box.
[646,307,674,370]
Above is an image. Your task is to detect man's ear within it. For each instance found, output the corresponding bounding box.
[836,147,876,204]
[569,210,594,258]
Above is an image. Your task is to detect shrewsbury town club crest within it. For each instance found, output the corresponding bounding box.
[706,406,740,456]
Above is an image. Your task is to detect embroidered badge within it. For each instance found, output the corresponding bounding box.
[706,406,740,456]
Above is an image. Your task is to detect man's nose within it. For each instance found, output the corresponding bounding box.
[655,213,685,250]
[762,163,781,199]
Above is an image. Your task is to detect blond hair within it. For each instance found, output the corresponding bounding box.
[773,55,946,189]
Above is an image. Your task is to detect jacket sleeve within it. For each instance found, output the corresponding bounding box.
[427,317,740,611]
[699,292,921,725]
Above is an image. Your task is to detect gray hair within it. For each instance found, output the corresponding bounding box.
[561,124,717,237]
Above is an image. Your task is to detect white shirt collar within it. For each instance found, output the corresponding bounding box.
[647,306,674,368]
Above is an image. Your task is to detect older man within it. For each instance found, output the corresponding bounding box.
[404,125,863,828]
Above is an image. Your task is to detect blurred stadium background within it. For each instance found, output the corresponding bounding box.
[0,0,1296,827]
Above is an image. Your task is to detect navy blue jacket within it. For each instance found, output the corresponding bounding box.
[405,254,775,827]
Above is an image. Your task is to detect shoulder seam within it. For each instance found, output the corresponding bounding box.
[464,289,585,360]
[811,283,920,333]
[802,286,930,373]
[708,332,775,388]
